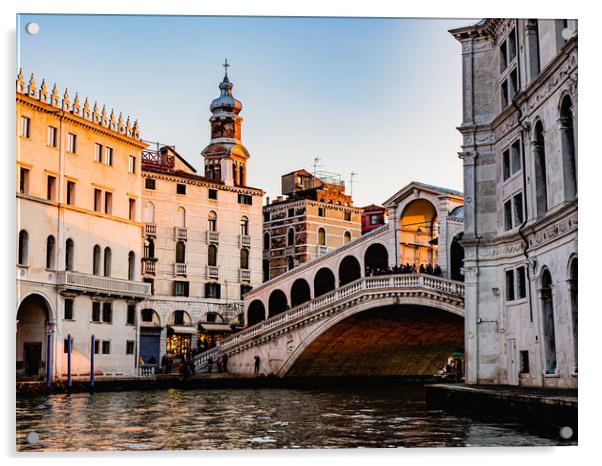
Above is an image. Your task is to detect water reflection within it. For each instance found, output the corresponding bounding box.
[17,385,573,451]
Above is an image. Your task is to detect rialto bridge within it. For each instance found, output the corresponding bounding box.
[195,182,466,377]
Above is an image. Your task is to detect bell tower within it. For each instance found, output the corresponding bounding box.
[201,60,250,187]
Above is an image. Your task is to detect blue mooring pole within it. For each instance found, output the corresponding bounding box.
[90,334,95,391]
[67,333,72,392]
[46,331,52,388]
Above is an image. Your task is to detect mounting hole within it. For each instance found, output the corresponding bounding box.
[26,431,39,444]
[561,27,572,40]
[559,426,573,439]
[25,22,40,35]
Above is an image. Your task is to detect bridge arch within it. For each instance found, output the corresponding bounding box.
[291,278,312,307]
[268,289,288,317]
[364,242,389,275]
[278,297,464,377]
[338,255,362,286]
[247,299,266,326]
[313,267,336,298]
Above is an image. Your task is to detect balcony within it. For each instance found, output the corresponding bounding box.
[142,259,156,275]
[317,245,328,256]
[239,235,251,247]
[174,227,188,241]
[207,265,219,278]
[207,231,220,243]
[239,269,251,282]
[145,224,157,237]
[174,263,187,276]
[56,271,151,299]
[285,246,295,256]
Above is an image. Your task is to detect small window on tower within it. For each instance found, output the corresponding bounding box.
[177,184,186,195]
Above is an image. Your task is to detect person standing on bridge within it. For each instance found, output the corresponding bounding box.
[254,355,260,375]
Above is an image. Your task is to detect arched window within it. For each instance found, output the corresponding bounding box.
[240,248,249,269]
[344,231,351,244]
[240,216,249,236]
[46,235,56,269]
[128,251,136,280]
[263,232,270,250]
[318,228,326,246]
[18,230,28,266]
[560,95,577,200]
[103,247,112,277]
[175,241,186,263]
[176,206,186,228]
[287,228,295,246]
[93,245,101,275]
[208,211,217,232]
[144,202,155,224]
[533,120,548,217]
[65,238,74,271]
[144,238,155,259]
[208,244,217,266]
[541,269,557,374]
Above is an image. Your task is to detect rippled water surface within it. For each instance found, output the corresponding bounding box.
[17,385,573,451]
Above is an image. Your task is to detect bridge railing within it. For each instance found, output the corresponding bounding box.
[195,274,464,366]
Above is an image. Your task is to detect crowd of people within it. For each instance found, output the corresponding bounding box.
[366,262,443,277]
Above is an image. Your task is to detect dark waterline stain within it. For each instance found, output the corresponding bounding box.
[17,384,574,451]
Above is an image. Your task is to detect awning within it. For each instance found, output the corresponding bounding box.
[168,325,197,335]
[198,323,234,334]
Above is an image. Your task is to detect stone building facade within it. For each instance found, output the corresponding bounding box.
[451,19,578,387]
[137,72,264,363]
[263,169,363,280]
[16,71,150,379]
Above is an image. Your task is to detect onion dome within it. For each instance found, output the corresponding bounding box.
[210,74,242,115]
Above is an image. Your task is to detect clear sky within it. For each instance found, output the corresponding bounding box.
[17,14,474,207]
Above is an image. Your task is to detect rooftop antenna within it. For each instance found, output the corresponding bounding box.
[223,58,230,78]
[350,171,358,198]
[312,156,322,177]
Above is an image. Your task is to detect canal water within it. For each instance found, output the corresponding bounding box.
[17,384,574,451]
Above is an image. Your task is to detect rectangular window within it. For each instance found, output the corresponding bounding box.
[64,298,74,320]
[517,266,527,299]
[520,350,530,374]
[92,302,101,322]
[288,208,295,217]
[127,304,136,325]
[129,198,136,220]
[63,338,73,354]
[145,178,156,190]
[174,281,189,297]
[504,199,513,231]
[104,192,112,215]
[505,269,515,301]
[508,27,517,62]
[205,282,221,299]
[20,116,31,138]
[19,167,29,194]
[143,278,155,295]
[501,80,509,108]
[345,211,352,221]
[126,341,135,355]
[67,133,76,153]
[102,302,113,323]
[509,68,519,101]
[500,40,507,72]
[47,126,57,147]
[208,189,218,200]
[370,214,379,225]
[318,207,325,217]
[66,181,76,205]
[141,308,154,322]
[94,188,102,212]
[238,194,252,205]
[128,155,136,173]
[176,183,186,195]
[47,175,56,201]
[240,284,253,298]
[94,143,103,163]
[263,211,271,222]
[102,341,111,355]
[502,149,511,181]
[105,147,113,166]
[511,140,521,175]
[94,339,100,355]
[513,192,524,225]
[174,310,185,325]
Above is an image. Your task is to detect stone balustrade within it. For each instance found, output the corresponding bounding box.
[57,271,151,298]
[174,263,187,276]
[207,231,220,243]
[174,227,188,241]
[145,224,157,236]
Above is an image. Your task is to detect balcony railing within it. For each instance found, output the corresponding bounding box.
[145,224,157,237]
[174,263,187,276]
[174,227,188,241]
[239,235,251,247]
[207,231,220,243]
[207,265,219,278]
[138,364,156,378]
[142,259,156,275]
[56,271,151,298]
[285,246,295,256]
[240,269,251,282]
[317,245,328,256]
